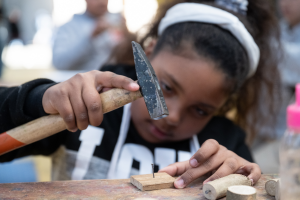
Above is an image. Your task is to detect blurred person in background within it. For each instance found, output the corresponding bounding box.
[0,6,8,78]
[256,0,300,140]
[274,0,300,138]
[279,0,300,94]
[250,0,300,174]
[8,9,21,43]
[52,0,126,71]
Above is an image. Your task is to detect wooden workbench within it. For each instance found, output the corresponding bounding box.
[0,174,277,200]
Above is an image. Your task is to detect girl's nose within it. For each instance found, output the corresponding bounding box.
[165,104,182,126]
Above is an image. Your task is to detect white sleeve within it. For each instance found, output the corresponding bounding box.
[52,22,94,70]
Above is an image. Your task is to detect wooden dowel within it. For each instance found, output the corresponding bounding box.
[203,174,252,200]
[265,178,279,197]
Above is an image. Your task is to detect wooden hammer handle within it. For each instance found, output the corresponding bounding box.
[0,88,142,156]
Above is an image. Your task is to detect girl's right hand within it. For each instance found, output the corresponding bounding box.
[42,70,139,132]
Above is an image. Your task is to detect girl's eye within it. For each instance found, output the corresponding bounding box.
[161,82,172,92]
[196,108,208,116]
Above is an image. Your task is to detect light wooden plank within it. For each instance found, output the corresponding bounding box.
[130,172,175,191]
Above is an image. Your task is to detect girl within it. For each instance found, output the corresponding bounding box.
[0,0,279,188]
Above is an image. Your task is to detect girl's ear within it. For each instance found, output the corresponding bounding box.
[144,39,157,57]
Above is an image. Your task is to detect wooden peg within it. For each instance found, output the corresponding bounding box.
[265,178,279,197]
[227,185,257,200]
[130,172,175,191]
[203,174,252,200]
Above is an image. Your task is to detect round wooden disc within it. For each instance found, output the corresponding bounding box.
[227,185,256,200]
[265,179,278,196]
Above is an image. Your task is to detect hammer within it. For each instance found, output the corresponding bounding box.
[0,42,169,156]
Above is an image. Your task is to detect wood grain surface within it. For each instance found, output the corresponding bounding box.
[130,172,175,191]
[0,174,278,200]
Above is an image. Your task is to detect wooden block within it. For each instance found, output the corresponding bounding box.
[130,172,175,191]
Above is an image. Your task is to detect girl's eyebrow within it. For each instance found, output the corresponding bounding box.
[198,103,216,110]
[164,72,217,110]
[164,72,184,92]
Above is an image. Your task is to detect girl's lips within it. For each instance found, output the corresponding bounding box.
[150,124,172,140]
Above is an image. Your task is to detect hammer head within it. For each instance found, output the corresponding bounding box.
[132,41,169,120]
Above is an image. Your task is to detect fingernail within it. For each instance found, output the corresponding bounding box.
[250,179,254,186]
[240,165,245,169]
[70,129,77,133]
[190,159,198,167]
[130,82,139,89]
[175,178,185,188]
[96,85,102,92]
[203,179,211,184]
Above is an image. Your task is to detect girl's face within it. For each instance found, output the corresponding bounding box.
[131,48,229,143]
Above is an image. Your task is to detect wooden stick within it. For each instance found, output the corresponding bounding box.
[203,174,252,200]
[227,185,257,200]
[0,88,142,156]
[265,178,279,197]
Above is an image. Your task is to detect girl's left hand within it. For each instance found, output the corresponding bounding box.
[159,139,261,189]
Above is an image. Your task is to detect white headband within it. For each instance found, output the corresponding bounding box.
[158,3,260,78]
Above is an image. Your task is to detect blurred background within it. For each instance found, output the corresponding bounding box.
[0,0,299,183]
[0,0,161,183]
[0,0,161,84]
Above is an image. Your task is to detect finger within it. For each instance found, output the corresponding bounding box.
[238,163,261,185]
[95,71,139,91]
[82,82,103,127]
[203,157,240,184]
[158,161,191,177]
[234,165,248,175]
[175,150,226,188]
[53,90,77,132]
[43,96,58,115]
[69,87,89,130]
[189,139,220,167]
[101,87,113,93]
